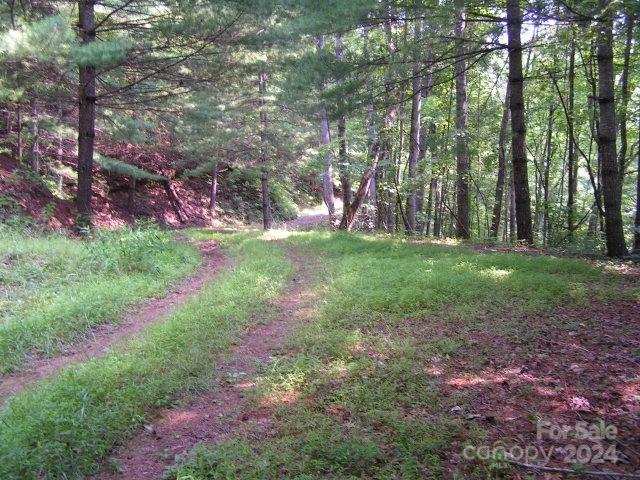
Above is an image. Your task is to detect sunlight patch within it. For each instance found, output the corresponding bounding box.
[479,267,513,280]
[259,230,293,241]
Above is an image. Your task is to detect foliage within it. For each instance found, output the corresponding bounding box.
[0,233,290,479]
[0,223,199,373]
[169,231,634,480]
[95,154,166,182]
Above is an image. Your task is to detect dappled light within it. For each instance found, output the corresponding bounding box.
[1,0,639,477]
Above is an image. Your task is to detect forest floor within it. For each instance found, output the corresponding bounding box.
[0,227,638,479]
[96,244,319,479]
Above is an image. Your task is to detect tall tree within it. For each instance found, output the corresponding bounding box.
[335,33,351,226]
[317,35,335,224]
[76,0,96,230]
[567,33,577,241]
[634,117,640,254]
[258,70,273,230]
[405,19,423,233]
[596,0,627,257]
[490,84,510,238]
[454,0,470,238]
[617,11,634,178]
[506,0,533,243]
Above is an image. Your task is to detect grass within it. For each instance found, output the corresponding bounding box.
[170,232,634,480]
[0,233,291,479]
[0,224,200,373]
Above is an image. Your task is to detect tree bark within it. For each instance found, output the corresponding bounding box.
[163,180,188,223]
[454,1,470,239]
[543,105,555,245]
[490,83,510,238]
[29,98,39,173]
[376,15,400,231]
[127,177,136,213]
[509,168,516,242]
[335,34,351,225]
[339,143,381,230]
[317,35,335,224]
[362,24,378,217]
[617,11,633,179]
[506,0,533,243]
[597,0,627,257]
[16,104,23,162]
[209,162,218,214]
[416,124,429,232]
[258,70,273,230]
[567,35,576,241]
[405,20,423,233]
[634,116,640,253]
[76,0,96,230]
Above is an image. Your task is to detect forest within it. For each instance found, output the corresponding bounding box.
[0,0,639,479]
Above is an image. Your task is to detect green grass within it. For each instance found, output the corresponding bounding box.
[0,225,201,373]
[170,232,634,480]
[0,233,291,479]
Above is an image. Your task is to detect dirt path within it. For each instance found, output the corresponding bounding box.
[95,245,317,480]
[0,240,228,405]
[284,212,330,230]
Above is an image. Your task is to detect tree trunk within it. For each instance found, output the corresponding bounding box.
[127,177,136,213]
[339,143,381,230]
[258,70,273,230]
[425,176,437,236]
[405,20,423,233]
[16,104,23,162]
[543,105,555,245]
[506,0,533,243]
[76,0,97,230]
[209,162,218,214]
[597,0,627,257]
[567,35,576,241]
[317,35,335,224]
[434,175,445,237]
[509,168,516,242]
[335,34,351,224]
[4,107,12,135]
[163,180,188,223]
[634,116,640,253]
[56,98,64,164]
[618,11,633,179]
[490,84,510,238]
[29,98,39,172]
[415,124,429,232]
[454,0,470,239]
[363,24,378,217]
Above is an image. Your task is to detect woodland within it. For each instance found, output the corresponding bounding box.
[0,1,639,479]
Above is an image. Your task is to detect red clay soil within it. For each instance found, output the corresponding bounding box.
[440,299,640,479]
[0,152,219,229]
[0,240,228,405]
[94,246,316,480]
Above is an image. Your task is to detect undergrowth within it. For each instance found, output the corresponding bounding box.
[0,223,200,373]
[170,232,632,480]
[0,233,290,479]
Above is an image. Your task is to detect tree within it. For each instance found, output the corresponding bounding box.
[596,0,627,257]
[76,0,96,230]
[317,35,335,224]
[454,0,470,239]
[405,20,423,234]
[506,0,533,243]
[634,116,640,254]
[490,84,510,238]
[259,70,273,230]
[566,33,577,241]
